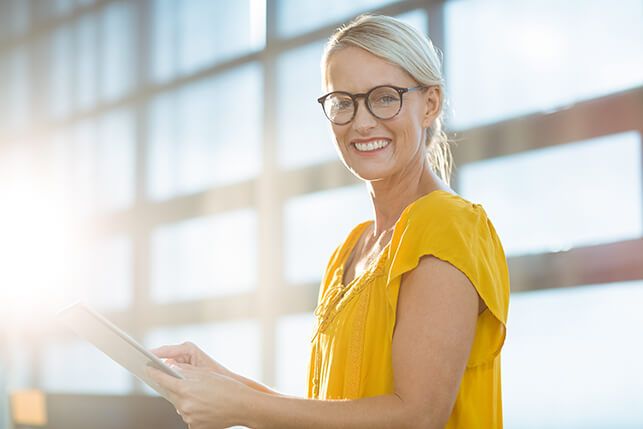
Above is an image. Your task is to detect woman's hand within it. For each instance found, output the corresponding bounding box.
[152,341,282,398]
[151,342,233,378]
[146,363,254,429]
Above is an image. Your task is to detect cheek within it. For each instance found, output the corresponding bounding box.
[389,116,424,149]
[330,124,349,148]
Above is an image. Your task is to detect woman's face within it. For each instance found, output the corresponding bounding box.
[324,46,440,182]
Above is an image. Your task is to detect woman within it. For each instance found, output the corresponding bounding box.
[148,14,510,429]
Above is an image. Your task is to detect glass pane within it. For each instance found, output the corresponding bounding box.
[146,64,262,200]
[0,48,30,134]
[39,340,132,394]
[3,335,32,391]
[1,0,30,39]
[150,0,265,82]
[276,41,336,168]
[395,8,427,34]
[70,236,132,311]
[459,132,642,257]
[74,14,98,110]
[275,312,315,396]
[46,0,75,19]
[63,112,135,215]
[151,210,257,302]
[284,185,372,284]
[0,56,9,134]
[71,119,98,216]
[0,2,7,41]
[276,0,401,37]
[48,26,73,119]
[503,281,643,428]
[445,0,643,129]
[96,109,136,211]
[145,320,262,384]
[149,0,176,83]
[100,1,135,101]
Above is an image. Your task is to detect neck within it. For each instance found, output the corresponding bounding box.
[366,157,450,236]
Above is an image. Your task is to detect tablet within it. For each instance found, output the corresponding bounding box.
[56,302,184,399]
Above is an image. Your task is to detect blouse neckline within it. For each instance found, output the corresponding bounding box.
[337,189,459,287]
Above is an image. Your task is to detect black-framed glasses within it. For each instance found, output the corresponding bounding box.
[317,85,426,125]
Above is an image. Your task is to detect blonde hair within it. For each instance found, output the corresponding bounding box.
[322,14,454,185]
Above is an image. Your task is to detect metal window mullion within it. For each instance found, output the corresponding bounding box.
[254,0,281,389]
[129,0,153,394]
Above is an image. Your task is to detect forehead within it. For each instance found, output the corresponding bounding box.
[324,46,414,92]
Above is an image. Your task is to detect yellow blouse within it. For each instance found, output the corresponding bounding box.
[306,190,510,428]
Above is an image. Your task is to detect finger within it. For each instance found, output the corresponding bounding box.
[169,363,205,381]
[150,344,192,363]
[145,365,183,397]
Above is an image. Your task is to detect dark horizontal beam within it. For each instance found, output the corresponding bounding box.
[453,86,643,164]
[508,237,643,292]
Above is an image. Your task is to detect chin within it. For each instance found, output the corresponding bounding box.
[347,165,393,182]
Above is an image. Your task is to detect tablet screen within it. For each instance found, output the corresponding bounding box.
[57,302,184,398]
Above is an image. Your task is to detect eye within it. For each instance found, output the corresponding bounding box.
[369,88,401,106]
[377,95,398,105]
[330,98,353,111]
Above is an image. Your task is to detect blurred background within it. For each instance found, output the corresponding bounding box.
[0,0,642,428]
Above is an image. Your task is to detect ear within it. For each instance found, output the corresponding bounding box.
[421,86,442,129]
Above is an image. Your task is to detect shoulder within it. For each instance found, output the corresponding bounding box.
[403,190,483,228]
[389,190,490,261]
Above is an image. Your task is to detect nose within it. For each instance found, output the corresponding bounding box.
[352,97,377,133]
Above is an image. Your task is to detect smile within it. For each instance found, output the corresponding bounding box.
[353,139,390,152]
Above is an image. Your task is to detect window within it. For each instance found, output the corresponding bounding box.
[0,48,30,134]
[503,281,643,428]
[151,209,258,302]
[276,41,335,169]
[145,320,263,383]
[100,1,135,101]
[395,8,428,34]
[74,14,99,111]
[72,236,133,311]
[3,338,32,392]
[39,340,132,394]
[0,0,30,40]
[147,64,262,200]
[63,112,135,215]
[284,185,372,284]
[96,109,136,211]
[71,119,98,216]
[48,27,73,119]
[150,0,266,82]
[459,131,642,256]
[445,0,643,129]
[275,312,316,396]
[276,0,401,37]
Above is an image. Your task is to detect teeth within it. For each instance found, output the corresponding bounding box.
[354,139,390,152]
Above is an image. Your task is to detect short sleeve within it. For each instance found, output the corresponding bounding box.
[386,193,510,366]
